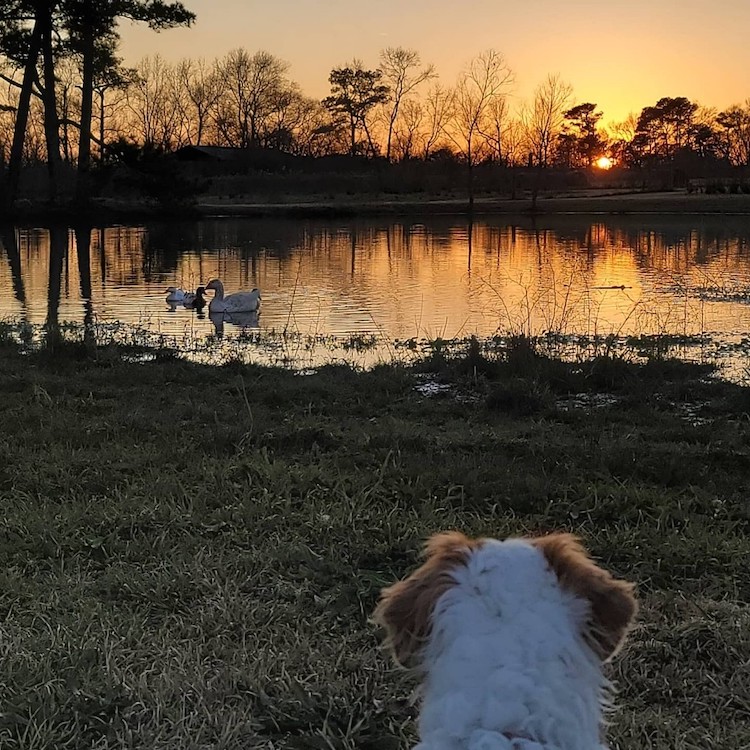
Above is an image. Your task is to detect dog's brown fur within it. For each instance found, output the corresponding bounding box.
[373,531,483,667]
[531,533,637,660]
[375,531,637,667]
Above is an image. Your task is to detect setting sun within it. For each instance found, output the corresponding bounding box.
[595,156,614,170]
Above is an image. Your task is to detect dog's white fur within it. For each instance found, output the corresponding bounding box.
[374,532,637,750]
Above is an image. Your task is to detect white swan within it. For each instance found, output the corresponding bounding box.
[205,278,261,314]
[165,286,186,303]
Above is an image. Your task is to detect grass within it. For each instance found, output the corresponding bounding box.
[1,335,749,748]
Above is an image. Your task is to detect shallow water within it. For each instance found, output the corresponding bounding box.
[2,215,750,370]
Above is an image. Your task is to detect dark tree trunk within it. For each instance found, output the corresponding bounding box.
[6,16,44,207]
[76,18,95,201]
[467,144,474,214]
[40,3,62,202]
[98,88,105,162]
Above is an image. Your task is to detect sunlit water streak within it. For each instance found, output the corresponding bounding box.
[2,216,750,375]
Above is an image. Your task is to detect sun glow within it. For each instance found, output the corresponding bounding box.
[595,156,614,170]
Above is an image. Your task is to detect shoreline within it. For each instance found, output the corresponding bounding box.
[6,190,750,223]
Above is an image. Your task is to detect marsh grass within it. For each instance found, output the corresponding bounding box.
[1,335,749,748]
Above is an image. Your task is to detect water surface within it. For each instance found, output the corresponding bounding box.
[2,216,750,369]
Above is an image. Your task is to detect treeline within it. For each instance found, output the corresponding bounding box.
[2,2,750,207]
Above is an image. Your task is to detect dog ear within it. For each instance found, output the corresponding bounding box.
[373,531,477,668]
[531,533,637,660]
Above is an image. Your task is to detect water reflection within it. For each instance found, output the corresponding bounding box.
[1,227,26,312]
[209,310,260,338]
[3,216,750,357]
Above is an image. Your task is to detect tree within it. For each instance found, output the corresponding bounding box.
[322,61,389,156]
[0,0,47,204]
[478,95,510,165]
[522,74,573,168]
[125,54,179,150]
[174,57,220,146]
[63,0,194,199]
[38,0,62,198]
[378,46,434,161]
[421,83,454,159]
[716,102,750,166]
[92,53,134,162]
[214,49,291,148]
[557,102,605,167]
[631,96,698,162]
[445,50,513,210]
[391,98,424,161]
[690,107,720,160]
[520,74,573,210]
[604,113,640,166]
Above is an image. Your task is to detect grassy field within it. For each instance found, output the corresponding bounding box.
[1,335,749,749]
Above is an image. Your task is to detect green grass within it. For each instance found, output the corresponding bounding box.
[1,337,749,748]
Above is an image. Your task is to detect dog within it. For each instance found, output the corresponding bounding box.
[373,532,637,750]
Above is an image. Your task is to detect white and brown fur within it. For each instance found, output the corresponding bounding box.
[374,532,637,750]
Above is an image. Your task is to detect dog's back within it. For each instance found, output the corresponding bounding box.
[418,539,606,749]
[375,533,636,750]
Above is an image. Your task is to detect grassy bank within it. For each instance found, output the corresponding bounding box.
[8,189,750,223]
[1,337,749,749]
[193,190,750,218]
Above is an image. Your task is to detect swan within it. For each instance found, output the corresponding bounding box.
[205,278,261,314]
[165,286,186,303]
[182,286,207,309]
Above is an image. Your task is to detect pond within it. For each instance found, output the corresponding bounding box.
[2,215,750,373]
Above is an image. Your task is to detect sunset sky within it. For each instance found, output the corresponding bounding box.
[117,0,750,126]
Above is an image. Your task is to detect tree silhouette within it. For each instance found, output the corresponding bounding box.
[522,74,572,209]
[63,0,194,199]
[214,49,291,148]
[378,47,435,161]
[1,0,47,204]
[633,96,698,161]
[422,84,454,160]
[445,49,513,210]
[322,62,388,156]
[522,74,573,168]
[557,103,605,167]
[716,103,750,166]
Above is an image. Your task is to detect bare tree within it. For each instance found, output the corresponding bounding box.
[281,96,335,156]
[422,83,454,159]
[501,118,528,167]
[125,55,180,150]
[716,101,750,166]
[263,82,299,150]
[0,70,20,165]
[215,49,290,148]
[522,74,573,167]
[478,95,509,164]
[175,57,221,146]
[391,98,424,161]
[55,57,79,162]
[606,112,638,165]
[445,49,513,210]
[378,46,435,161]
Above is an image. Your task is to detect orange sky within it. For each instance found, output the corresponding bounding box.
[118,0,750,126]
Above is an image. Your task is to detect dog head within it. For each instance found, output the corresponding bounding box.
[373,531,637,668]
